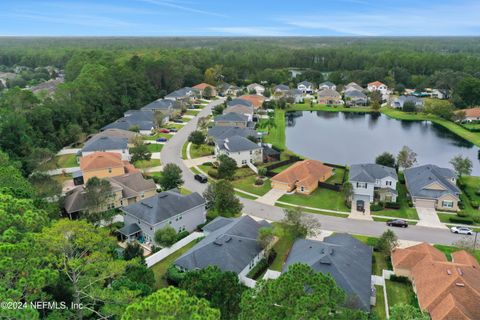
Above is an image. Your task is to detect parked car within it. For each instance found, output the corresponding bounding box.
[386,219,408,228]
[450,226,473,235]
[194,174,208,183]
[159,128,170,133]
[156,138,167,142]
[169,128,177,132]
[173,119,183,123]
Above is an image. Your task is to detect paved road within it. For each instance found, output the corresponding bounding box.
[160,99,464,246]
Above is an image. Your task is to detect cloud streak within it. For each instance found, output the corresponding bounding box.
[138,0,228,18]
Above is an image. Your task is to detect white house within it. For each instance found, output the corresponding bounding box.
[79,136,131,161]
[215,135,263,167]
[247,83,265,95]
[367,81,388,94]
[297,81,313,94]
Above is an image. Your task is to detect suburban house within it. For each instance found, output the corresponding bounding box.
[455,107,480,122]
[193,83,217,97]
[285,89,304,103]
[79,152,139,183]
[391,95,424,109]
[345,82,364,92]
[88,129,139,144]
[319,81,336,91]
[214,112,249,128]
[297,81,313,94]
[349,164,398,210]
[165,87,196,101]
[247,83,265,95]
[140,98,181,123]
[317,88,343,105]
[79,136,130,161]
[274,84,290,94]
[261,144,281,163]
[271,160,334,195]
[344,90,368,106]
[208,126,260,142]
[367,81,388,94]
[224,104,254,122]
[218,83,240,96]
[101,110,156,135]
[63,172,156,217]
[238,95,265,109]
[119,189,206,244]
[391,243,480,320]
[227,98,253,108]
[174,215,270,282]
[404,165,461,211]
[214,135,263,167]
[283,234,373,312]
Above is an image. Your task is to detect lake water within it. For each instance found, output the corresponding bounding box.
[285,111,480,175]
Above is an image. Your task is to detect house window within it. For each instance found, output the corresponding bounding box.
[300,186,305,192]
[169,221,172,224]
[442,200,454,208]
[140,192,145,199]
[356,182,367,189]
[376,179,380,184]
[250,150,252,155]
[386,181,392,186]
[108,167,112,173]
[242,160,247,165]
[120,200,123,206]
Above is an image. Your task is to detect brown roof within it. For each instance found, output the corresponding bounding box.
[238,95,265,108]
[392,243,480,320]
[271,160,333,187]
[80,152,139,174]
[193,83,215,90]
[457,107,480,118]
[368,81,385,87]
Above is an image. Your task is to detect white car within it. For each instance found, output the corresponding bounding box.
[450,226,473,235]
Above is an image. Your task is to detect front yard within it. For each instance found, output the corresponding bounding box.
[145,143,163,153]
[373,183,419,220]
[134,158,161,169]
[189,143,214,159]
[231,176,272,196]
[144,132,173,141]
[277,187,349,212]
[38,154,78,170]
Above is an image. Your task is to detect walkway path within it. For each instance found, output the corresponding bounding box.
[184,155,215,168]
[256,188,287,206]
[56,148,81,155]
[415,207,447,229]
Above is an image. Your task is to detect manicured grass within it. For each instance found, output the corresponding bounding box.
[234,191,258,200]
[180,187,192,195]
[231,176,272,196]
[372,285,387,320]
[461,176,480,203]
[326,167,346,184]
[166,124,183,130]
[278,187,349,212]
[270,224,296,272]
[134,158,161,169]
[270,162,295,174]
[189,144,214,159]
[185,109,200,116]
[39,154,78,170]
[180,116,190,122]
[461,123,480,131]
[263,110,286,151]
[145,143,163,153]
[385,279,418,310]
[144,133,173,140]
[434,244,480,263]
[190,166,202,175]
[181,142,188,159]
[373,184,419,220]
[275,202,348,217]
[150,240,198,289]
[289,103,373,113]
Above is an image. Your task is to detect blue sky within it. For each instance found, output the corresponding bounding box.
[1,0,480,36]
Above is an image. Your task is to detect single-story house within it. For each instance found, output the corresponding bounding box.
[119,189,206,244]
[344,90,368,106]
[319,81,336,91]
[349,164,398,210]
[455,107,480,122]
[404,164,461,211]
[79,152,139,183]
[391,243,480,320]
[207,126,260,142]
[214,135,263,167]
[174,215,270,280]
[214,112,249,128]
[274,84,290,94]
[271,160,334,195]
[165,87,197,101]
[63,172,156,217]
[283,234,373,312]
[317,88,342,105]
[88,129,139,144]
[345,82,364,92]
[247,83,265,95]
[297,81,313,94]
[285,89,304,103]
[367,81,388,94]
[238,95,265,109]
[391,95,424,109]
[218,83,241,96]
[101,110,156,136]
[79,136,130,161]
[224,104,254,122]
[193,83,217,97]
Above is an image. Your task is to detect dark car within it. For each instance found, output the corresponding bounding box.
[386,219,408,228]
[169,128,178,132]
[194,174,208,183]
[173,119,183,123]
[156,138,167,142]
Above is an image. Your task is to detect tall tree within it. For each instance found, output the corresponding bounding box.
[450,155,473,177]
[159,163,184,191]
[83,176,113,210]
[397,146,417,169]
[217,154,237,180]
[189,130,206,146]
[375,230,398,256]
[203,180,243,217]
[375,152,396,168]
[281,207,321,238]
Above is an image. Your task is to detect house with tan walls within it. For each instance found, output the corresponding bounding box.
[317,88,342,105]
[79,152,139,183]
[271,160,333,195]
[193,83,217,97]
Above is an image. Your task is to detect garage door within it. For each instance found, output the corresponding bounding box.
[415,199,435,209]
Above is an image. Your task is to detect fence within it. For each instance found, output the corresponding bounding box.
[145,231,204,268]
[264,156,301,177]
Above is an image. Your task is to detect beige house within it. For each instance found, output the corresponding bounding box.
[193,83,217,97]
[271,160,333,195]
[79,152,139,183]
[317,88,342,105]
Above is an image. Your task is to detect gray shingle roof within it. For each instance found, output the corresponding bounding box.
[404,164,460,200]
[350,164,397,183]
[118,223,141,236]
[175,215,270,274]
[227,98,253,108]
[283,234,373,311]
[318,88,341,98]
[274,84,290,91]
[107,172,156,199]
[101,118,154,131]
[217,135,261,152]
[345,82,364,91]
[320,81,335,87]
[298,81,312,87]
[208,126,259,141]
[82,136,128,153]
[141,99,180,112]
[89,129,139,143]
[345,90,367,99]
[165,87,195,99]
[121,189,205,225]
[214,112,248,123]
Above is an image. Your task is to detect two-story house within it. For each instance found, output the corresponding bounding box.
[214,112,249,128]
[297,81,313,94]
[349,164,398,211]
[214,135,263,167]
[317,88,342,105]
[367,81,388,94]
[319,81,336,91]
[79,152,139,183]
[246,83,265,95]
[79,136,130,161]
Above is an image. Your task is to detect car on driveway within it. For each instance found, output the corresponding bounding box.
[173,119,183,123]
[169,128,177,132]
[386,219,408,228]
[450,226,473,235]
[194,174,208,183]
[159,128,170,133]
[156,138,167,142]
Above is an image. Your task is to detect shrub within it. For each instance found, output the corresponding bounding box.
[457,211,469,218]
[175,230,189,242]
[449,216,473,225]
[202,162,213,166]
[165,265,185,286]
[475,189,480,196]
[207,169,219,179]
[258,167,267,177]
[390,275,410,283]
[371,202,384,211]
[385,202,401,209]
[458,201,465,210]
[471,200,479,209]
[255,178,264,186]
[407,200,413,207]
[472,216,480,224]
[247,258,268,279]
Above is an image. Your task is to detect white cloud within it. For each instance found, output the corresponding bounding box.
[138,0,228,18]
[205,26,296,36]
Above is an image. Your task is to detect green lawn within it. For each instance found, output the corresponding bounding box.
[385,279,418,310]
[166,124,183,130]
[234,191,258,200]
[374,184,419,220]
[434,244,480,263]
[326,167,346,184]
[185,109,200,116]
[462,123,480,131]
[231,176,272,196]
[269,162,295,175]
[145,143,163,153]
[181,142,188,159]
[39,154,78,170]
[134,158,161,169]
[189,144,214,159]
[150,240,198,289]
[275,202,348,217]
[372,285,387,320]
[278,187,349,212]
[144,132,173,141]
[263,110,286,151]
[270,224,296,272]
[461,176,480,203]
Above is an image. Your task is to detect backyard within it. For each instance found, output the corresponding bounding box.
[269,224,296,272]
[372,285,387,320]
[385,279,418,311]
[38,154,78,170]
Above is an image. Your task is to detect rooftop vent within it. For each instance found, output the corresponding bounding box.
[457,268,463,276]
[224,236,232,243]
[141,202,153,208]
[159,194,169,198]
[447,269,452,275]
[329,248,334,255]
[455,283,465,287]
[213,240,223,246]
[319,255,332,265]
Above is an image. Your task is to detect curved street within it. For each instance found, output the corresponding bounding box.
[161,99,465,246]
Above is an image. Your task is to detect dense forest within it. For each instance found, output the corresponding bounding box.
[1,37,480,174]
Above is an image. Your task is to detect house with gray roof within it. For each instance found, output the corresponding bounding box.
[319,81,336,91]
[224,104,254,122]
[283,234,373,312]
[246,83,265,95]
[165,87,197,101]
[391,95,424,109]
[208,126,260,142]
[119,189,206,245]
[345,82,364,92]
[218,83,241,96]
[88,129,139,144]
[349,164,398,210]
[79,136,130,161]
[297,81,313,94]
[274,84,290,93]
[344,90,368,106]
[214,112,249,128]
[174,215,270,280]
[101,110,156,135]
[285,89,304,103]
[140,99,181,123]
[227,98,253,108]
[404,165,461,211]
[214,135,263,167]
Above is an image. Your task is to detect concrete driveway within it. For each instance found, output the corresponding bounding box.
[415,206,447,229]
[256,188,287,206]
